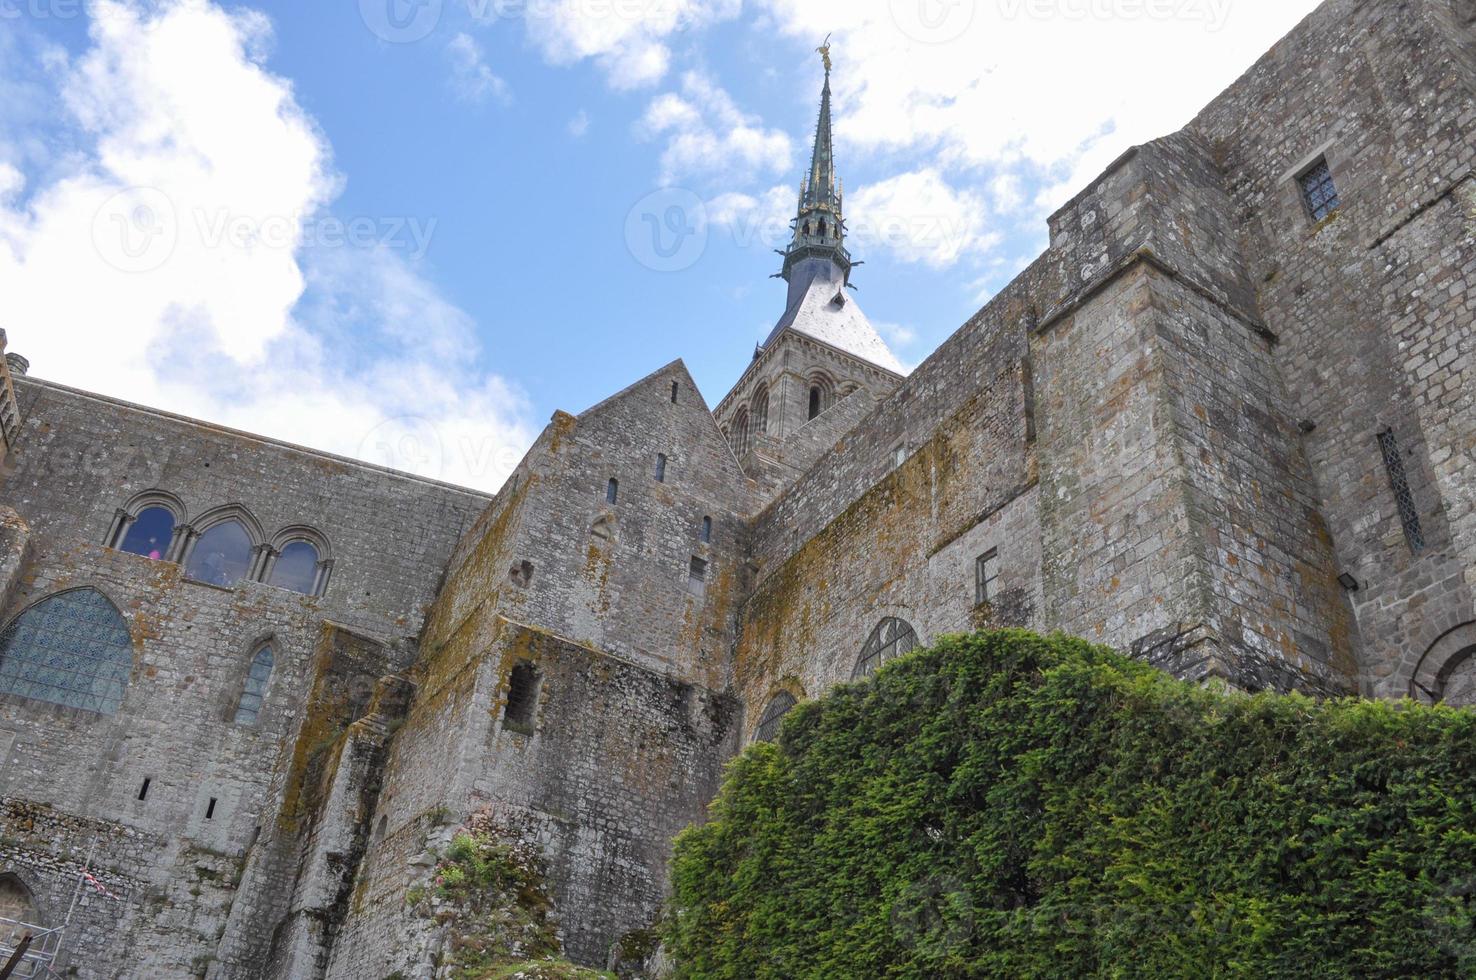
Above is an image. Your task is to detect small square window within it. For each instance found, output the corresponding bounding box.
[687,556,708,597]
[1298,157,1340,221]
[654,453,667,482]
[974,549,999,605]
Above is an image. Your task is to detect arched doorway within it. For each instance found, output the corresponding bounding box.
[1409,623,1476,706]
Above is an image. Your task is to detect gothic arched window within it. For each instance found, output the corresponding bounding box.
[852,617,918,680]
[754,691,797,743]
[268,541,321,596]
[233,645,273,725]
[186,520,255,588]
[0,589,133,713]
[117,506,176,561]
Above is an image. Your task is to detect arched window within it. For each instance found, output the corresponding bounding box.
[606,478,619,504]
[732,408,751,456]
[0,589,133,713]
[852,617,918,680]
[818,219,827,237]
[186,521,255,588]
[754,691,797,743]
[233,645,273,725]
[808,386,822,421]
[117,506,176,561]
[269,541,320,596]
[751,385,769,436]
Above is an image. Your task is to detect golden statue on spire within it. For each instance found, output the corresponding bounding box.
[817,33,833,74]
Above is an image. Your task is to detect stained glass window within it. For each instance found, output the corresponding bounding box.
[233,646,273,725]
[268,541,320,596]
[186,521,254,587]
[852,617,917,680]
[755,692,797,743]
[1299,158,1340,221]
[118,506,175,561]
[0,589,132,713]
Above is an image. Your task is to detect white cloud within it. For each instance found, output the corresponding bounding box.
[447,32,510,105]
[567,109,591,138]
[756,0,1324,212]
[638,72,791,186]
[874,320,917,349]
[848,169,997,268]
[0,0,533,492]
[510,0,741,90]
[706,183,793,251]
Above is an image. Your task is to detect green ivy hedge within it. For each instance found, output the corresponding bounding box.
[666,630,1476,978]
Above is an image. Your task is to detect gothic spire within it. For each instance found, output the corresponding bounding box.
[779,36,851,286]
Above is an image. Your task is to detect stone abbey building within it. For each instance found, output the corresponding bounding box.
[0,0,1473,974]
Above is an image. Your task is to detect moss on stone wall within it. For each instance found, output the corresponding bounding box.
[404,808,615,980]
[668,629,1476,977]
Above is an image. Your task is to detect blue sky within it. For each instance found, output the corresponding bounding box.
[0,0,1322,490]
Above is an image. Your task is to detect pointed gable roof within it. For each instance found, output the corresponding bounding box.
[761,264,905,375]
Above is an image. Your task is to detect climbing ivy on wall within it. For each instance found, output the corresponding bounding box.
[665,630,1476,978]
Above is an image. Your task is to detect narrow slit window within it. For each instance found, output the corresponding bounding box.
[138,778,151,802]
[206,798,217,820]
[654,453,667,482]
[701,516,712,544]
[1299,157,1340,221]
[233,645,274,726]
[606,478,619,504]
[808,386,822,420]
[1378,429,1425,552]
[975,549,1000,605]
[670,381,679,404]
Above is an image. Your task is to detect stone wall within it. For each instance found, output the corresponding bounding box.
[1191,0,1476,696]
[328,620,739,975]
[0,379,487,978]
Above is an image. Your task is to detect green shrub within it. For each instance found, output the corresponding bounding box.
[666,630,1476,978]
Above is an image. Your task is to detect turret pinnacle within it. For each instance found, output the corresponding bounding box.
[779,37,851,287]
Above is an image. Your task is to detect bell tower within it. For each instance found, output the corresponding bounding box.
[715,40,906,496]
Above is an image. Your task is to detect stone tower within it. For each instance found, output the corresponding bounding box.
[714,45,905,498]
